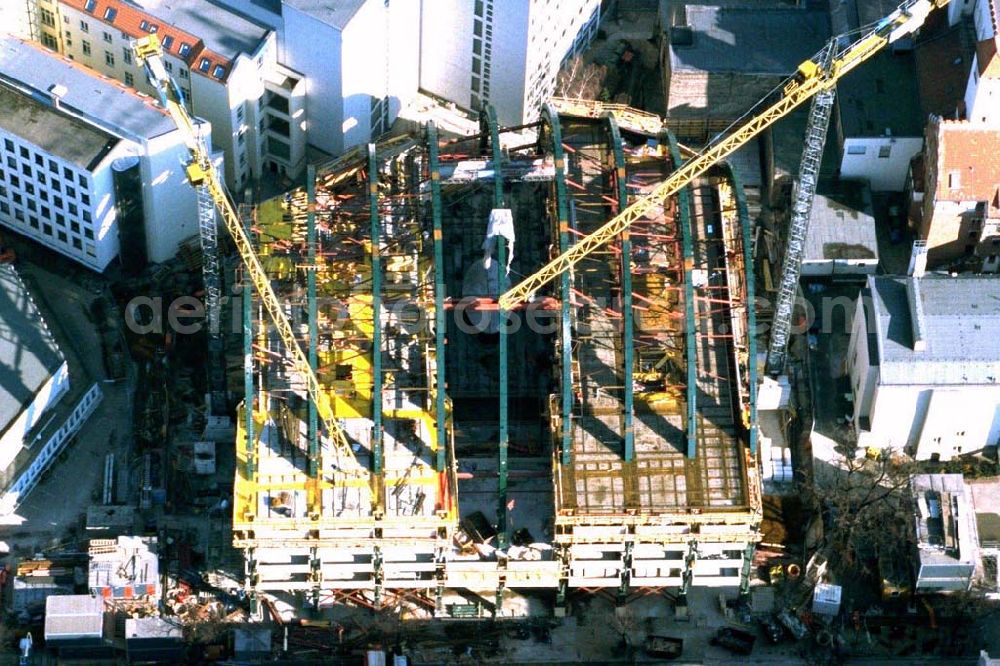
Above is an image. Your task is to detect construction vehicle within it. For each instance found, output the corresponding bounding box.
[498,0,949,312]
[132,35,356,469]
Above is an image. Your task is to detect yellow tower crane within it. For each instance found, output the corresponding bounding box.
[133,36,357,467]
[498,0,949,310]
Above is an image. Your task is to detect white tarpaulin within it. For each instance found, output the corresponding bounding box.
[483,208,515,275]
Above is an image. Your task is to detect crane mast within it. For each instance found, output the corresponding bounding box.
[497,0,948,311]
[133,36,357,467]
[764,43,838,376]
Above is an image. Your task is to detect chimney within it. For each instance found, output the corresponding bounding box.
[905,276,927,352]
[909,239,928,278]
[47,83,67,110]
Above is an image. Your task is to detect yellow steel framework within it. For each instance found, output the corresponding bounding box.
[133,36,357,467]
[498,0,948,310]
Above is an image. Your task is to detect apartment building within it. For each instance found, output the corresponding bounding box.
[0,36,208,271]
[36,0,306,186]
[212,0,421,159]
[420,0,601,125]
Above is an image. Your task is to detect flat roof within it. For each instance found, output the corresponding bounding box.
[804,183,878,264]
[868,274,1000,385]
[282,0,367,30]
[0,85,118,170]
[130,0,270,60]
[837,51,924,137]
[911,473,976,567]
[44,595,104,641]
[0,37,175,141]
[669,6,828,75]
[0,264,65,440]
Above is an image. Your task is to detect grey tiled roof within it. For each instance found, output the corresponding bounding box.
[868,274,1000,386]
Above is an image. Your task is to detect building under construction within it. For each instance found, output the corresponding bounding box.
[232,101,761,617]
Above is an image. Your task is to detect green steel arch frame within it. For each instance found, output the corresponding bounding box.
[721,162,758,455]
[479,105,510,547]
[664,130,698,459]
[425,123,448,474]
[540,103,574,466]
[601,113,635,462]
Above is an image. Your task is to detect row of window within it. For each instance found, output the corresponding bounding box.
[3,139,90,190]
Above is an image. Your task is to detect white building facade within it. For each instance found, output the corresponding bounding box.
[420,0,601,125]
[0,36,209,271]
[0,263,102,515]
[962,0,1000,123]
[36,0,303,186]
[848,274,1000,460]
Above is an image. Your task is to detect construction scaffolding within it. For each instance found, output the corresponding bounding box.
[233,103,761,617]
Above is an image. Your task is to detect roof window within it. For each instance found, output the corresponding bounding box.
[199,58,210,72]
[162,35,174,50]
[212,64,225,79]
[103,7,117,21]
[148,24,158,33]
[84,0,97,12]
[178,42,190,56]
[139,20,148,31]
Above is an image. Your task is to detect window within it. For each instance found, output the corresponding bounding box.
[0,202,7,215]
[82,40,91,56]
[84,228,94,240]
[12,193,20,205]
[178,68,188,79]
[878,145,891,159]
[81,193,90,205]
[54,196,63,209]
[19,146,27,159]
[80,20,89,33]
[3,139,11,152]
[123,47,132,65]
[72,237,82,250]
[164,61,173,73]
[34,153,43,166]
[21,163,30,176]
[139,20,149,31]
[40,8,55,27]
[199,57,210,72]
[103,31,112,43]
[42,223,52,236]
[178,42,191,56]
[847,144,866,155]
[104,7,118,21]
[149,24,159,34]
[64,31,72,47]
[949,171,961,189]
[69,203,78,216]
[124,71,134,86]
[57,230,67,243]
[77,173,85,186]
[67,185,76,197]
[52,179,60,192]
[212,64,225,79]
[82,210,91,223]
[105,51,114,67]
[63,166,72,179]
[84,0,96,11]
[41,33,58,50]
[162,35,174,50]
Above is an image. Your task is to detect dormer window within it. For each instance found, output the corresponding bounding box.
[178,42,190,57]
[103,7,117,21]
[162,35,174,50]
[84,0,96,12]
[139,20,149,31]
[199,57,210,72]
[212,64,225,79]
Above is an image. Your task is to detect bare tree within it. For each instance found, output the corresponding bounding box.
[555,56,607,101]
[805,454,917,576]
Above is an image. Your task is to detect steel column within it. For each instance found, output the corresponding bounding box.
[603,114,634,462]
[542,104,574,466]
[369,144,383,478]
[243,220,255,478]
[427,124,448,474]
[306,165,319,478]
[481,105,510,547]
[666,131,698,459]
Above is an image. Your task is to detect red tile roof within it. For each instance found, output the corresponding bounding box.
[59,0,230,82]
[929,117,1000,202]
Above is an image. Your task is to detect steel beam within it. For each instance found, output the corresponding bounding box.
[369,145,383,479]
[666,131,698,459]
[306,165,319,478]
[603,114,634,462]
[427,124,448,474]
[542,104,574,466]
[481,105,510,548]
